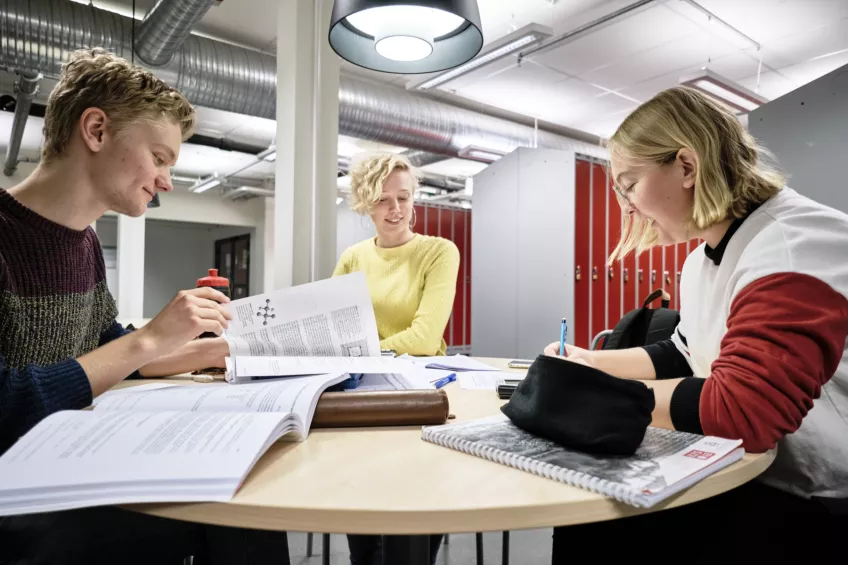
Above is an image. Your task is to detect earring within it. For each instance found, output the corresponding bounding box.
[410,208,417,228]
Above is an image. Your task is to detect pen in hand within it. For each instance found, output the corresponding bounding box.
[559,318,568,357]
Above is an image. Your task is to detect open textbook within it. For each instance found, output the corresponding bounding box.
[0,374,346,517]
[223,272,380,358]
[422,415,744,508]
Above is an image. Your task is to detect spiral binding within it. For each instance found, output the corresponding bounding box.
[422,428,646,508]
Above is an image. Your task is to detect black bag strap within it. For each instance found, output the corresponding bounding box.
[643,288,670,309]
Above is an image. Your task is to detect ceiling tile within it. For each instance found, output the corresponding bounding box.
[757,17,848,67]
[579,30,739,91]
[737,70,798,102]
[529,4,702,78]
[694,0,848,46]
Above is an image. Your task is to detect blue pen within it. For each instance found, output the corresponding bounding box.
[559,318,568,357]
[431,374,456,389]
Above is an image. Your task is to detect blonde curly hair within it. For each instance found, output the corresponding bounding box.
[42,48,196,163]
[348,152,420,215]
[607,86,784,261]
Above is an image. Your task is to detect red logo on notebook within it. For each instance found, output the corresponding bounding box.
[684,450,715,461]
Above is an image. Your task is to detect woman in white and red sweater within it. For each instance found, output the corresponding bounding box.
[546,86,847,564]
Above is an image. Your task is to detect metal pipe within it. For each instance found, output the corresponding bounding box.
[401,149,452,167]
[3,71,41,177]
[0,0,607,162]
[518,0,656,60]
[134,0,217,67]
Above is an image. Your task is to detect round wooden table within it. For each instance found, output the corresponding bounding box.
[123,358,775,562]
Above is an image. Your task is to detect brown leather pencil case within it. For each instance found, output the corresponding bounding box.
[312,389,450,428]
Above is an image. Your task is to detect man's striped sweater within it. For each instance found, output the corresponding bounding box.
[0,188,130,455]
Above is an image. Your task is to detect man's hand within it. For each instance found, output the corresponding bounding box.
[139,288,232,357]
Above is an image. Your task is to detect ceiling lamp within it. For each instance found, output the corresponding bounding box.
[458,145,506,163]
[680,69,767,114]
[329,0,483,74]
[190,173,223,194]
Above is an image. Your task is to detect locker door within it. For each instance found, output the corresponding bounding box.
[452,209,467,348]
[676,242,688,311]
[412,205,426,235]
[591,163,608,341]
[439,208,454,346]
[664,244,676,312]
[465,211,472,348]
[650,246,664,304]
[607,171,622,330]
[425,205,439,237]
[574,160,591,349]
[629,250,646,313]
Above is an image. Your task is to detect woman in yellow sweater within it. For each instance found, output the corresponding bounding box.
[334,152,460,357]
[334,152,459,565]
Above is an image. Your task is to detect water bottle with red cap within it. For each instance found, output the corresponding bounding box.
[196,268,230,339]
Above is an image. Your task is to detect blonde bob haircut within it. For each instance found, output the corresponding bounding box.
[607,86,785,262]
[348,152,420,215]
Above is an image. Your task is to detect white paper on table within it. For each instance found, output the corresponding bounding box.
[225,356,417,382]
[411,355,499,372]
[222,272,380,359]
[457,371,526,391]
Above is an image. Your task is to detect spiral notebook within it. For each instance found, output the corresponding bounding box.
[422,415,744,508]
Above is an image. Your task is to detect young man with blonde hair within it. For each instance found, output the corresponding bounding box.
[0,49,288,564]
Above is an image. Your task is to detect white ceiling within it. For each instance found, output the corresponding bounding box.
[12,0,848,181]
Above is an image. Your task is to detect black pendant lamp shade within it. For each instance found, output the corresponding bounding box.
[329,0,483,74]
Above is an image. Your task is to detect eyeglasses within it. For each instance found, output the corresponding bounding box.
[611,153,677,204]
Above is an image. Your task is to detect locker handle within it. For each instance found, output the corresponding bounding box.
[651,270,657,284]
[592,266,598,281]
[638,269,643,283]
[623,268,629,283]
[664,270,671,285]
[676,271,681,283]
[575,265,582,281]
[608,266,615,281]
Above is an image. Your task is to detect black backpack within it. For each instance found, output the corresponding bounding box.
[601,289,680,351]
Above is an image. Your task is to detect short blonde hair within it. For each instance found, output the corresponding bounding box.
[607,86,784,261]
[42,48,196,163]
[348,152,420,214]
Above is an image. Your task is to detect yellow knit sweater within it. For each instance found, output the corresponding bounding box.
[333,234,460,356]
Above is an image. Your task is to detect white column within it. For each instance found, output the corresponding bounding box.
[116,214,145,318]
[262,196,276,294]
[275,0,339,288]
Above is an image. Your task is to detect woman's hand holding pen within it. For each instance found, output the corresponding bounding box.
[543,342,595,367]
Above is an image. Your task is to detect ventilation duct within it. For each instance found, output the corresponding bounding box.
[134,0,217,67]
[401,149,452,167]
[0,0,607,162]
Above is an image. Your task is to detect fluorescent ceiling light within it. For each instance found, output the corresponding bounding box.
[411,23,553,90]
[329,1,483,74]
[679,69,767,114]
[458,145,506,163]
[190,173,223,194]
[257,145,276,162]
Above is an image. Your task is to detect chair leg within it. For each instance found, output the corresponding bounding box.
[443,533,450,545]
[322,533,331,565]
[306,533,313,558]
[476,532,484,565]
[502,531,509,565]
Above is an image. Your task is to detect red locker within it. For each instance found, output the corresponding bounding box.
[650,246,663,304]
[664,245,676,312]
[574,160,591,349]
[465,211,472,348]
[607,172,622,330]
[675,242,688,311]
[629,250,646,314]
[452,210,467,348]
[425,205,438,238]
[591,163,608,341]
[412,205,426,235]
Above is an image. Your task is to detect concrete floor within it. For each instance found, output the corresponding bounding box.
[286,529,553,565]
